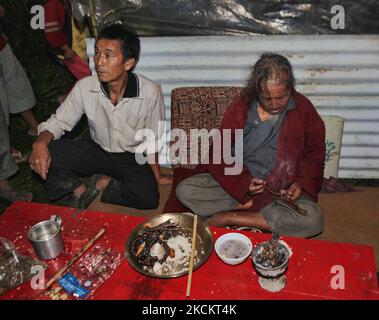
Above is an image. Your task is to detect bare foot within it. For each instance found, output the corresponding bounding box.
[72,184,87,198]
[206,212,233,227]
[235,199,253,210]
[206,210,270,231]
[95,175,111,191]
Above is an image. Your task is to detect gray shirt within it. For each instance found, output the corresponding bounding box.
[243,97,295,179]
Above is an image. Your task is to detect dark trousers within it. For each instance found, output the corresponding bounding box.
[44,138,159,209]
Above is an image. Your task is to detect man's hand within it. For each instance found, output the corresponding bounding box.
[29,130,54,180]
[280,182,302,201]
[248,177,266,196]
[157,174,173,186]
[29,141,52,180]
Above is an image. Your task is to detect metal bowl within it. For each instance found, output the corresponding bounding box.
[125,212,214,278]
[251,241,290,278]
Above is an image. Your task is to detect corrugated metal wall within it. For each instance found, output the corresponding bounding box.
[87,35,379,178]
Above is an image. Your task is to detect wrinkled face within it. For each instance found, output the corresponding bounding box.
[258,80,290,115]
[94,39,134,83]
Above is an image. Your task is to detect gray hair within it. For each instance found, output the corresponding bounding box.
[244,53,296,105]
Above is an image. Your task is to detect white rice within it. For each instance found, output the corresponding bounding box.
[151,235,199,275]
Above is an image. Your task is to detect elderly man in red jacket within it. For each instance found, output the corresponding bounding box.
[175,53,326,238]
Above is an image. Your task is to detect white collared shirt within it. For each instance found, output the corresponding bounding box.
[38,74,165,154]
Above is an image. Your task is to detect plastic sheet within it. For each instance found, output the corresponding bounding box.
[71,0,379,36]
[0,238,46,295]
[46,245,123,300]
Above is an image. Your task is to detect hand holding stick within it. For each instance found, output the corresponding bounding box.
[264,185,307,215]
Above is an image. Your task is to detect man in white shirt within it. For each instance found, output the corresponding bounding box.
[29,24,171,209]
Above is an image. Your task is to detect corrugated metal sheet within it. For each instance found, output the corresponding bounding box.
[87,35,379,178]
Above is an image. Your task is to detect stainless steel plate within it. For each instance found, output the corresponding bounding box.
[125,212,214,278]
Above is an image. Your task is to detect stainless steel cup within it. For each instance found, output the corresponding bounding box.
[28,215,64,260]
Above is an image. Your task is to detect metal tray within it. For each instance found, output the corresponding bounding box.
[125,212,214,278]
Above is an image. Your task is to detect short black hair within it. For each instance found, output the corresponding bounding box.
[97,24,140,71]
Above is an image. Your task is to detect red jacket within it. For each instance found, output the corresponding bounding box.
[163,89,326,213]
[44,0,71,49]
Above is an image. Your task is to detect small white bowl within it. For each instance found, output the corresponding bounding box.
[215,233,253,265]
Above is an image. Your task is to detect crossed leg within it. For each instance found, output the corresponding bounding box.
[176,173,270,231]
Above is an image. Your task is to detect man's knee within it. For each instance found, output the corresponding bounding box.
[262,200,324,238]
[48,139,72,165]
[176,179,192,205]
[140,192,159,209]
[48,139,64,155]
[292,207,324,238]
[303,209,324,238]
[137,179,160,209]
[139,173,160,209]
[45,140,74,180]
[102,177,159,209]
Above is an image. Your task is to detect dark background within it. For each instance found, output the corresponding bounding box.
[95,0,379,36]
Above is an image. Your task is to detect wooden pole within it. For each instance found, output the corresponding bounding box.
[186,214,198,297]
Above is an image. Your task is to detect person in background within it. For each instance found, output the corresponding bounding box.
[44,0,92,81]
[0,5,39,163]
[0,99,33,203]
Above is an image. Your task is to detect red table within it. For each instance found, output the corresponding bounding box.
[0,202,378,300]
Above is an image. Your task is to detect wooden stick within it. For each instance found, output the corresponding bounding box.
[45,228,106,290]
[186,214,198,297]
[264,185,307,215]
